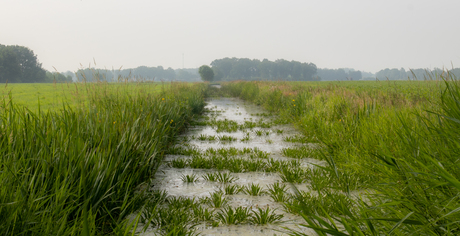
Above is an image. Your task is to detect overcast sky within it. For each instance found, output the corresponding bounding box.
[1,0,459,73]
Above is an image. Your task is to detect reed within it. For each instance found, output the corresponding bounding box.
[0,79,206,235]
[221,72,460,234]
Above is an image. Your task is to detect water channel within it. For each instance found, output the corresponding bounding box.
[141,96,324,235]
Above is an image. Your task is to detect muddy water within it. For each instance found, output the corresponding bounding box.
[145,97,323,236]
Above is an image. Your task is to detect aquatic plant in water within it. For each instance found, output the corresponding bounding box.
[180,174,199,183]
[267,183,291,202]
[215,206,252,225]
[206,191,228,208]
[215,172,238,183]
[243,183,266,196]
[222,184,243,195]
[250,207,284,225]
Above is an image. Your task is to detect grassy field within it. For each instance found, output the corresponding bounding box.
[221,74,460,235]
[0,82,166,112]
[3,75,459,235]
[0,81,207,235]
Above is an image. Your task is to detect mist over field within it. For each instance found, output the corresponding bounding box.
[1,0,460,82]
[2,1,460,236]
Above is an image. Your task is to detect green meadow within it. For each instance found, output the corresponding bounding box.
[0,81,207,235]
[221,74,460,235]
[1,72,460,235]
[0,82,165,112]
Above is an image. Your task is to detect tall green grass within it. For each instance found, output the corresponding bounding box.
[221,72,460,234]
[0,81,206,235]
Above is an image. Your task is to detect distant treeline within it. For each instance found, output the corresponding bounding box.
[316,68,364,81]
[316,67,460,81]
[209,58,386,81]
[75,66,200,82]
[4,44,460,83]
[0,44,72,83]
[210,58,318,81]
[375,67,460,80]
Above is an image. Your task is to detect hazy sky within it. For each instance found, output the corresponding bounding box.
[1,0,459,73]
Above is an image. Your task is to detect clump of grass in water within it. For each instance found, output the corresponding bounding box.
[267,183,291,202]
[218,135,238,142]
[197,134,217,141]
[146,206,198,235]
[180,174,199,183]
[222,184,243,195]
[208,119,239,132]
[167,196,199,209]
[211,156,228,170]
[189,155,212,169]
[281,146,312,159]
[169,158,188,168]
[243,183,266,196]
[218,147,240,156]
[239,121,257,130]
[250,207,284,225]
[266,158,285,172]
[202,173,216,182]
[167,145,202,156]
[197,134,207,141]
[192,205,215,222]
[254,129,265,136]
[280,166,306,183]
[240,147,254,154]
[243,159,266,172]
[215,172,238,183]
[205,147,218,155]
[206,191,228,208]
[283,135,311,143]
[257,119,273,128]
[250,147,269,159]
[143,195,202,235]
[240,132,251,142]
[215,206,252,225]
[227,158,244,173]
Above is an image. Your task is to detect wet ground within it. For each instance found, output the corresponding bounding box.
[141,97,324,235]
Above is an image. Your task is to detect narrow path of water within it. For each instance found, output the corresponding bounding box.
[141,97,324,235]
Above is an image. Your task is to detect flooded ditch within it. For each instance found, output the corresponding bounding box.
[139,97,326,235]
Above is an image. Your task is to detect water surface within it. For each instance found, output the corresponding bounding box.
[144,97,323,235]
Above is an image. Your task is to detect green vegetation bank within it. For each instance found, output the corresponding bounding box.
[0,82,206,235]
[221,74,460,235]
